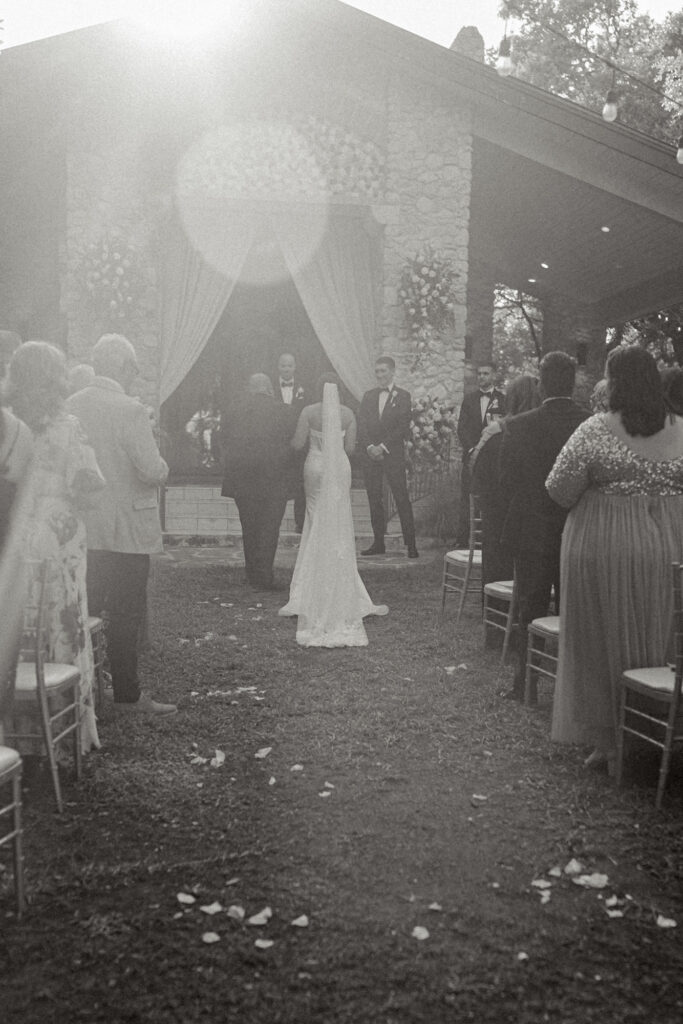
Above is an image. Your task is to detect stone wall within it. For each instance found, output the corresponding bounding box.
[379,73,471,408]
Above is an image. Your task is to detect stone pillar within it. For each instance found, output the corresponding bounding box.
[465,260,496,370]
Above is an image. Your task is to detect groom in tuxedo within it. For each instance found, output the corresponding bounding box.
[358,356,418,559]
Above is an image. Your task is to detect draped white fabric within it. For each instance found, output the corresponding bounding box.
[159,205,255,404]
[274,211,377,400]
[158,203,379,404]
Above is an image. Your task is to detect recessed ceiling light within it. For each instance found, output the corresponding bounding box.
[540,262,549,269]
[528,278,537,284]
[601,225,610,233]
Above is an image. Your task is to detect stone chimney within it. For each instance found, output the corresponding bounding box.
[450,26,485,63]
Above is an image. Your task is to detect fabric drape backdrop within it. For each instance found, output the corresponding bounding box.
[159,203,255,404]
[159,203,379,405]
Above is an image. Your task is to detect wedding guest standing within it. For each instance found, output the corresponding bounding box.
[7,341,105,750]
[67,333,175,717]
[221,373,295,591]
[456,363,505,544]
[547,345,683,769]
[272,353,307,533]
[499,352,586,701]
[357,356,418,559]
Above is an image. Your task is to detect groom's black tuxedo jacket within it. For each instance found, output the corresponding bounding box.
[221,393,295,500]
[357,385,412,464]
[457,388,506,456]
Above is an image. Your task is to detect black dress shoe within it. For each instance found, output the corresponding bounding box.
[407,547,419,559]
[361,544,386,556]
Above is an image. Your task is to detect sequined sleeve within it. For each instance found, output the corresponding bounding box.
[546,417,597,509]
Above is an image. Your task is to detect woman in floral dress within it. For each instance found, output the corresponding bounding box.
[6,342,105,752]
[546,346,683,769]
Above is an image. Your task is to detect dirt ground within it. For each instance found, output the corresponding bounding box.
[2,551,683,1023]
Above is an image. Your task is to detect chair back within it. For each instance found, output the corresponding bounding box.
[19,560,50,694]
[468,495,483,553]
[669,561,683,722]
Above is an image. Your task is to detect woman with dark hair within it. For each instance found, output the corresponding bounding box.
[279,372,388,646]
[546,345,683,768]
[6,341,105,752]
[470,373,540,587]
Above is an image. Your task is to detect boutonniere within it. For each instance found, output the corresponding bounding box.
[295,386,305,401]
[388,388,398,408]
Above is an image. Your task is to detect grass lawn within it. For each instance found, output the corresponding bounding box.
[3,550,683,1023]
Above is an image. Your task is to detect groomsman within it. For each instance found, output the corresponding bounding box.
[456,363,505,543]
[357,356,418,559]
[272,352,307,532]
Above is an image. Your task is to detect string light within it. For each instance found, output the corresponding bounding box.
[496,36,513,77]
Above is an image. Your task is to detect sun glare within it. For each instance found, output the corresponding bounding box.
[124,0,246,43]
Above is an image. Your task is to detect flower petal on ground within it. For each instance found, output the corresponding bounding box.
[606,909,624,918]
[531,879,551,889]
[255,747,272,759]
[572,873,608,889]
[210,750,225,768]
[202,932,220,944]
[291,915,309,927]
[471,794,488,806]
[428,902,442,911]
[564,858,583,875]
[656,915,677,928]
[200,902,223,915]
[319,791,331,798]
[268,776,276,786]
[254,939,274,949]
[226,905,245,921]
[549,866,562,878]
[225,877,239,886]
[517,951,529,962]
[412,926,429,941]
[177,893,196,905]
[247,907,273,926]
[444,666,456,675]
[290,764,304,772]
[540,890,551,904]
[324,781,335,789]
[190,755,208,765]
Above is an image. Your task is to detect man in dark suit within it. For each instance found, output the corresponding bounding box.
[499,351,587,699]
[272,352,307,532]
[357,355,418,559]
[221,373,295,591]
[456,363,505,543]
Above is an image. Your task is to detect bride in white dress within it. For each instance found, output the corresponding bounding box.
[279,376,388,646]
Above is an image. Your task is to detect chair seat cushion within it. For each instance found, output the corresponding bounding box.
[484,581,514,599]
[14,662,81,693]
[622,666,676,694]
[529,615,560,636]
[445,549,482,565]
[0,745,21,773]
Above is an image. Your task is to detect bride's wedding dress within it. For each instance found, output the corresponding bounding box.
[279,383,388,647]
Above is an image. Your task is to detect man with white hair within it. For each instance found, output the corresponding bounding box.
[67,333,176,715]
[221,373,295,590]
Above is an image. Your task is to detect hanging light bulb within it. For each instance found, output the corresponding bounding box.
[677,135,683,165]
[602,89,619,122]
[496,36,513,77]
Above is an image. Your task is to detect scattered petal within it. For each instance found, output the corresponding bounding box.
[227,905,245,921]
[444,666,456,675]
[255,747,272,759]
[606,909,624,919]
[517,951,529,962]
[210,750,225,768]
[411,926,429,941]
[172,911,183,919]
[202,932,220,944]
[291,915,309,927]
[428,902,443,912]
[200,902,223,915]
[531,879,551,889]
[548,866,562,878]
[319,791,331,798]
[564,858,583,876]
[290,764,304,772]
[225,877,239,886]
[457,663,468,670]
[324,781,335,789]
[573,873,608,889]
[539,890,551,905]
[605,895,619,908]
[177,893,196,905]
[656,915,677,929]
[247,907,273,926]
[471,794,488,806]
[228,635,237,641]
[268,776,276,786]
[190,755,208,765]
[254,939,274,949]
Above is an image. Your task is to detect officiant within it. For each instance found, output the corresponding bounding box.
[272,352,307,533]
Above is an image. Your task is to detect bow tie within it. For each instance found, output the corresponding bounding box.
[480,389,493,397]
[280,381,293,388]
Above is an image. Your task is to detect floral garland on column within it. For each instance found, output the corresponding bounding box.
[406,397,456,471]
[399,245,458,360]
[76,233,146,327]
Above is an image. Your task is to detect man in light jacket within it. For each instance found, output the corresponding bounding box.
[67,333,176,715]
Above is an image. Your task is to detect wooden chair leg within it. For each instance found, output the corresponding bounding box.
[38,693,63,813]
[524,632,534,705]
[73,694,82,781]
[455,563,472,626]
[615,688,626,788]
[12,770,25,916]
[655,724,675,810]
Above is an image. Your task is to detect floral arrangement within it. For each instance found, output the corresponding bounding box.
[406,396,456,469]
[399,245,457,355]
[78,234,146,324]
[177,115,386,201]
